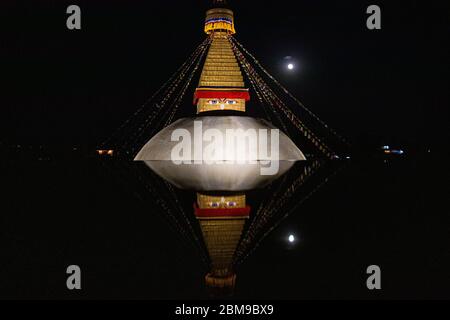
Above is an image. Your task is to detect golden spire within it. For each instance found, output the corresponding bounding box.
[194,1,250,113]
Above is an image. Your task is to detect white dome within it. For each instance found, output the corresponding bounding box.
[135,116,305,161]
[134,116,306,191]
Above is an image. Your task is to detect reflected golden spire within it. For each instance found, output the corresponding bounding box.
[195,192,250,296]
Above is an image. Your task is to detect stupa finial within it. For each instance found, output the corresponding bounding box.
[204,2,235,35]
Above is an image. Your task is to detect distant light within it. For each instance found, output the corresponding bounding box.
[288,234,295,243]
[346,156,351,159]
[390,149,404,155]
[97,149,114,156]
[382,145,390,150]
[287,63,294,70]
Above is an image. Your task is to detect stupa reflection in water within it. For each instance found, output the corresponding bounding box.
[103,0,348,297]
[121,159,336,297]
[133,1,307,295]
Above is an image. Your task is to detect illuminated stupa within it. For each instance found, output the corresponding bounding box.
[133,0,306,296]
[100,0,347,298]
[135,1,306,186]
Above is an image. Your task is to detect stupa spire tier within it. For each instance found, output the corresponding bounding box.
[195,33,250,113]
[199,35,243,87]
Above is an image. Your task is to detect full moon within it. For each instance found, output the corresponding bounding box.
[288,234,295,243]
[287,63,294,70]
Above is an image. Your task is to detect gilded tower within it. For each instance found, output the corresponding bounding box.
[194,0,251,295]
[194,0,250,113]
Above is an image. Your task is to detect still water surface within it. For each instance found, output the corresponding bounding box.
[1,156,448,299]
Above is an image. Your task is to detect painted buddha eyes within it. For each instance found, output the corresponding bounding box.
[208,201,237,208]
[206,99,238,105]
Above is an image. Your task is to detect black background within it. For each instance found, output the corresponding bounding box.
[1,0,449,300]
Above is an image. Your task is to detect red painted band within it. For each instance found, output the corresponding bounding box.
[194,204,251,217]
[193,90,251,104]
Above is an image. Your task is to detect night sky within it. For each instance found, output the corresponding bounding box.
[2,0,448,152]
